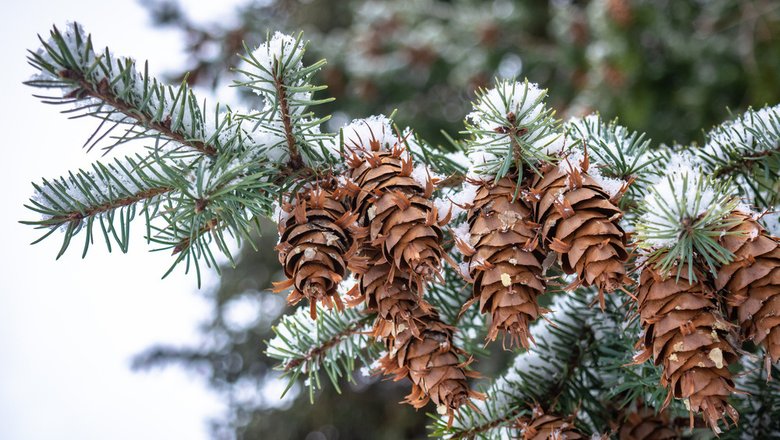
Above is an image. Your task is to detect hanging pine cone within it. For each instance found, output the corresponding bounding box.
[347,146,446,288]
[529,160,630,307]
[516,405,583,440]
[358,261,482,420]
[618,407,681,440]
[634,258,739,433]
[342,139,479,419]
[457,176,547,348]
[273,182,364,318]
[715,211,780,364]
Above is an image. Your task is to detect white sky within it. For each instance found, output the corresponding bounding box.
[0,1,252,439]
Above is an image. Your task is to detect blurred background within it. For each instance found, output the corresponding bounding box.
[2,0,779,439]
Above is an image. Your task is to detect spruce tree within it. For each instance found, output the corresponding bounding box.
[22,11,780,439]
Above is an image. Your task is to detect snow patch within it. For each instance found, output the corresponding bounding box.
[341,115,396,152]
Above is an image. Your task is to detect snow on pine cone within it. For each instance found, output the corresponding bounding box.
[529,160,630,308]
[634,259,739,433]
[457,176,547,349]
[346,145,447,289]
[515,405,583,440]
[273,182,364,318]
[618,407,680,440]
[715,211,780,364]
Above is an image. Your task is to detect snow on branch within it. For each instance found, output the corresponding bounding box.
[266,293,380,403]
[25,22,236,156]
[23,150,183,258]
[635,155,745,280]
[701,104,780,178]
[464,80,563,181]
[236,32,338,168]
[565,113,657,204]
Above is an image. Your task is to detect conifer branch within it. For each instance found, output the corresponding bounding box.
[26,23,236,157]
[700,105,780,196]
[267,302,381,402]
[463,80,563,182]
[57,69,217,156]
[23,150,187,257]
[282,314,374,372]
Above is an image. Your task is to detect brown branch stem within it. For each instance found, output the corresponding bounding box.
[272,70,303,169]
[172,218,220,254]
[284,314,374,371]
[48,185,174,226]
[59,69,218,156]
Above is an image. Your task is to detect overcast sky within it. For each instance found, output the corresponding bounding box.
[0,1,250,439]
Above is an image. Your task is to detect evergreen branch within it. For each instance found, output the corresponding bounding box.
[23,151,185,257]
[724,357,780,439]
[282,315,373,372]
[146,152,277,284]
[635,160,745,280]
[267,302,381,403]
[25,23,235,156]
[713,147,780,178]
[234,33,338,169]
[700,105,780,195]
[565,113,658,207]
[35,185,173,226]
[56,69,217,156]
[463,80,564,182]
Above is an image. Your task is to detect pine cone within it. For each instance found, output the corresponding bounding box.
[274,183,363,318]
[516,405,583,440]
[635,259,739,433]
[715,211,780,363]
[530,162,629,307]
[348,147,445,287]
[345,144,479,419]
[618,407,680,440]
[458,177,547,348]
[360,262,481,419]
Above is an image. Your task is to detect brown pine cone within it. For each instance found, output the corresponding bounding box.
[715,211,780,364]
[530,162,630,308]
[635,259,739,433]
[347,147,446,287]
[458,177,547,348]
[618,407,681,440]
[273,183,363,318]
[344,143,479,419]
[516,405,584,440]
[359,261,481,420]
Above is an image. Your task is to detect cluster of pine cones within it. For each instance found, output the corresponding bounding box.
[272,128,780,435]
